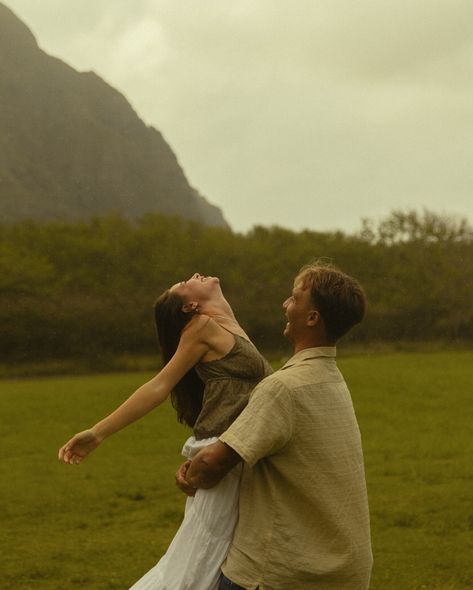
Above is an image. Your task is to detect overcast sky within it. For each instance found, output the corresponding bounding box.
[5,0,473,233]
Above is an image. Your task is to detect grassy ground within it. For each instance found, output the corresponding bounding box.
[1,351,472,589]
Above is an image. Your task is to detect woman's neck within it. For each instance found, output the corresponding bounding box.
[200,298,236,322]
[199,298,252,342]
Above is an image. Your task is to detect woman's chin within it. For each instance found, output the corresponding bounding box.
[203,276,219,284]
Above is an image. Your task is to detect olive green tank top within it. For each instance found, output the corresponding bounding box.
[193,334,273,440]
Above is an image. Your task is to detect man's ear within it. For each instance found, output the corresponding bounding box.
[307,310,320,326]
[182,301,199,314]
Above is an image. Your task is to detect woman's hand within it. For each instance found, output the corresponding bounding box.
[58,429,102,465]
[175,460,197,496]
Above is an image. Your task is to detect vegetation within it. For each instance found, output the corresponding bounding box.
[1,351,472,589]
[1,209,473,369]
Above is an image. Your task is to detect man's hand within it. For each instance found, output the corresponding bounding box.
[187,441,242,489]
[175,460,197,496]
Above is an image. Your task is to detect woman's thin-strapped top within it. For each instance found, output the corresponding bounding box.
[192,327,273,440]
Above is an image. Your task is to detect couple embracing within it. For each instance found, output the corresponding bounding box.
[59,262,373,590]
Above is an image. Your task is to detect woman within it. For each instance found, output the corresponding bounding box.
[58,273,272,590]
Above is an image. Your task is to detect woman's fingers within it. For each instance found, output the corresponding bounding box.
[175,461,196,496]
[58,431,93,464]
[58,443,78,464]
[58,444,70,462]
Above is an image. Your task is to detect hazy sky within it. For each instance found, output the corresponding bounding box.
[5,0,473,233]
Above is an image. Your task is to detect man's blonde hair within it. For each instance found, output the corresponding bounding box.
[295,262,366,341]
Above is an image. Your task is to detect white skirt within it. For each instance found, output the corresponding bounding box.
[129,436,242,590]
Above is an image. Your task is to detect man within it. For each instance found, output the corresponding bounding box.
[176,263,373,590]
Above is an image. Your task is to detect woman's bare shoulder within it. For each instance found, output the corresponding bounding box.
[181,314,216,340]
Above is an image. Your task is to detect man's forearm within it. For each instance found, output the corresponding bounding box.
[185,441,242,489]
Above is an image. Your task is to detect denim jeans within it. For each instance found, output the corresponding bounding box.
[218,573,258,590]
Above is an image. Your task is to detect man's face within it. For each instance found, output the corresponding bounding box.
[282,281,314,342]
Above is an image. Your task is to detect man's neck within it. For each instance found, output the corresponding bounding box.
[292,336,335,354]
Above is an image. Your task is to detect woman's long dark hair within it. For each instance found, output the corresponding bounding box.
[154,289,204,428]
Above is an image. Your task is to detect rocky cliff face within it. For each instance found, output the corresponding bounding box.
[0,3,228,227]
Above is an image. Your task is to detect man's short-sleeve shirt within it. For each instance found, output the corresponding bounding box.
[219,347,373,590]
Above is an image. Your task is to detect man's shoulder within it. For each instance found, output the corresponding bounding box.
[265,355,344,391]
[256,362,308,394]
[256,369,291,393]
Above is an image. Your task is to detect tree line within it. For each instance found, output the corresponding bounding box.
[1,209,472,362]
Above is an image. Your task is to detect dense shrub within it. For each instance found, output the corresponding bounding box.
[1,210,472,360]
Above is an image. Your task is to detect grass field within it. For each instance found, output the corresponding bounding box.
[1,351,472,590]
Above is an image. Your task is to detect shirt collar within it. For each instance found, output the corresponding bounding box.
[281,346,337,370]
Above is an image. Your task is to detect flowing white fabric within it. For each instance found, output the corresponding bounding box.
[129,436,242,590]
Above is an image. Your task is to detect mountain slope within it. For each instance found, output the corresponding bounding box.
[0,3,228,227]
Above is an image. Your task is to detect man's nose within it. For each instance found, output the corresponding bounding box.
[282,298,289,308]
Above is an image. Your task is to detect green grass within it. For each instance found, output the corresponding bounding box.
[1,351,473,589]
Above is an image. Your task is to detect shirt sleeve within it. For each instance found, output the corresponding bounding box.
[219,376,293,467]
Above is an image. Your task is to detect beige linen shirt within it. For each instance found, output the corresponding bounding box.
[219,347,372,590]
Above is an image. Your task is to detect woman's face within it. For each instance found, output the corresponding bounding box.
[170,273,221,303]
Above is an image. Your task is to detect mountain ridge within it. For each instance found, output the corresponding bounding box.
[0,3,229,227]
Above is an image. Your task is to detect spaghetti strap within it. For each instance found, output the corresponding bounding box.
[210,316,253,344]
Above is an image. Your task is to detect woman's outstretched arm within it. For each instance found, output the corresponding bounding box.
[58,322,209,465]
